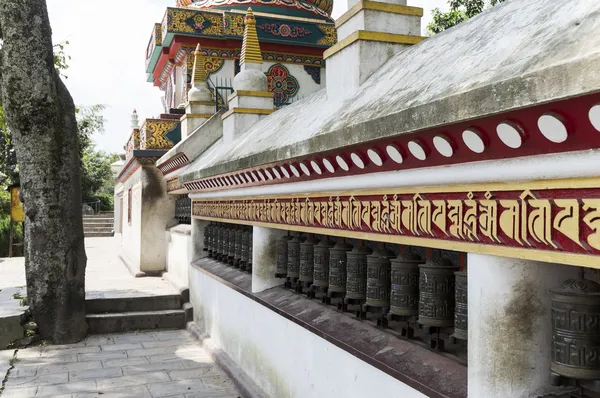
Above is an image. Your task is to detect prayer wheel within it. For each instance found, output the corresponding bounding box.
[299,235,320,284]
[227,225,237,263]
[241,227,250,267]
[452,270,468,340]
[365,247,395,308]
[345,244,373,301]
[247,228,253,271]
[328,241,353,294]
[205,223,213,256]
[551,278,600,380]
[313,237,336,287]
[287,235,306,280]
[223,224,233,262]
[417,258,458,327]
[234,227,244,267]
[389,253,422,316]
[216,224,225,260]
[275,234,293,277]
[203,223,210,252]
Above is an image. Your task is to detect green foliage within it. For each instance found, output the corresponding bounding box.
[53,41,71,78]
[427,0,505,35]
[87,193,114,212]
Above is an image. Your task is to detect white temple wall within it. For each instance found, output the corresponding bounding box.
[189,265,426,398]
[120,168,143,274]
[113,182,123,234]
[165,224,192,288]
[468,254,579,397]
[262,62,322,103]
[139,167,176,275]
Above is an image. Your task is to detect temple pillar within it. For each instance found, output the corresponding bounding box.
[468,254,578,397]
[251,226,287,293]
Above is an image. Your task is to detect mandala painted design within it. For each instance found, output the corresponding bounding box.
[266,64,299,107]
[185,0,332,19]
[223,14,245,36]
[258,23,312,39]
[166,9,223,35]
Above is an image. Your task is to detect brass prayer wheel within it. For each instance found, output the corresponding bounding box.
[452,270,468,340]
[389,253,421,316]
[345,245,373,300]
[313,237,335,287]
[365,247,395,308]
[241,227,250,266]
[227,225,237,260]
[328,241,353,293]
[248,227,253,268]
[205,223,213,256]
[223,224,233,262]
[216,224,224,259]
[417,258,458,327]
[203,222,210,252]
[287,235,306,280]
[234,227,243,266]
[275,234,293,277]
[551,278,600,380]
[299,235,320,283]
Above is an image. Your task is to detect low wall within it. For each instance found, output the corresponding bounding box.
[166,224,192,288]
[189,263,429,398]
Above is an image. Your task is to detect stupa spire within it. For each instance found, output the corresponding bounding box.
[191,43,207,83]
[240,8,263,65]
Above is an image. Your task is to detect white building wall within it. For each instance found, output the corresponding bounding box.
[189,266,426,398]
[120,168,143,274]
[166,225,192,288]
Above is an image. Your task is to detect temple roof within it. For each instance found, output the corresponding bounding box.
[181,0,600,183]
[177,0,334,18]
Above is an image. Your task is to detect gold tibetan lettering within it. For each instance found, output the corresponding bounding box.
[432,200,447,236]
[447,200,464,239]
[415,194,432,236]
[583,199,600,251]
[389,195,402,233]
[371,200,382,232]
[361,201,371,230]
[479,192,499,243]
[463,192,478,241]
[523,191,555,248]
[554,199,583,248]
[401,200,415,234]
[381,195,391,233]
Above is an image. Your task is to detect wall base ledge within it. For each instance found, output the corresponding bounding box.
[191,256,467,398]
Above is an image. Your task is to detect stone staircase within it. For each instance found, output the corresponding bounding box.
[83,212,114,237]
[85,290,192,334]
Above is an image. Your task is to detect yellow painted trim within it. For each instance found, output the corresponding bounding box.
[222,107,275,119]
[324,30,426,59]
[180,113,213,121]
[336,1,423,28]
[233,90,274,98]
[192,215,600,269]
[188,101,216,106]
[229,8,333,24]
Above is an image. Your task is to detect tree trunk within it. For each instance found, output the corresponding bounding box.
[0,0,87,343]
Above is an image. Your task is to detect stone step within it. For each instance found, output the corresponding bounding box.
[84,232,114,238]
[83,215,114,219]
[86,294,183,314]
[86,309,186,334]
[83,220,113,225]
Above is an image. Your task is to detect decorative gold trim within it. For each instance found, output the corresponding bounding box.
[324,30,425,59]
[336,1,423,28]
[229,90,275,101]
[191,43,207,83]
[222,107,275,119]
[229,8,333,24]
[188,100,216,106]
[181,113,214,121]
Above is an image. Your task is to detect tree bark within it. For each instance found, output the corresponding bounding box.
[0,0,87,343]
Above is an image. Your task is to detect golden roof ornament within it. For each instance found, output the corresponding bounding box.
[191,43,207,83]
[240,8,263,65]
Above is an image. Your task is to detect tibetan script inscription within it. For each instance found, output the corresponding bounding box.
[192,188,600,267]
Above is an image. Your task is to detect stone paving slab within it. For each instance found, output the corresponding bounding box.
[1,330,241,398]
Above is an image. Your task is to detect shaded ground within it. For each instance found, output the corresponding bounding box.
[0,329,240,397]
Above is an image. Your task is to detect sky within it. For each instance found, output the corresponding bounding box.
[46,0,448,154]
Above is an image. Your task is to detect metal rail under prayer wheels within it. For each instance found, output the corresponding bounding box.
[388,252,421,338]
[309,237,335,299]
[362,247,395,324]
[275,233,292,278]
[418,258,458,351]
[285,235,305,288]
[451,270,468,342]
[327,240,353,306]
[550,277,600,383]
[343,244,373,312]
[227,225,237,265]
[298,234,320,294]
[234,227,243,267]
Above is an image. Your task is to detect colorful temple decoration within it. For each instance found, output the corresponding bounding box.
[266,64,299,106]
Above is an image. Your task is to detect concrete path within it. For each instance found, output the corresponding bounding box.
[0,330,240,398]
[0,237,179,300]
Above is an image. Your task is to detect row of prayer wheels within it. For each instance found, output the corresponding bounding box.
[275,233,468,346]
[203,222,253,271]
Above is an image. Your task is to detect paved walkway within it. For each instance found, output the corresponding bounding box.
[1,330,240,398]
[0,237,179,300]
